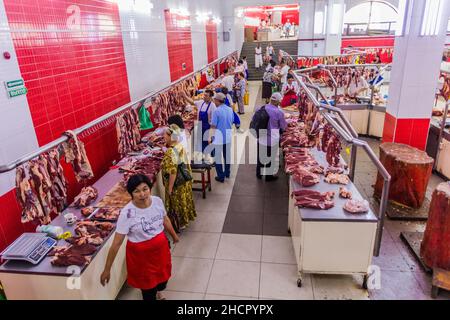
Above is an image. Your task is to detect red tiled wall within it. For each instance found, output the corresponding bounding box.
[0,0,129,252]
[164,9,194,82]
[206,20,218,63]
[4,0,130,146]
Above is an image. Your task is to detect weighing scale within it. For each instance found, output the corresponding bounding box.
[0,233,57,264]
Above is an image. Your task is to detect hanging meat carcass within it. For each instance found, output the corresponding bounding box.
[15,167,47,224]
[62,130,94,182]
[116,108,143,158]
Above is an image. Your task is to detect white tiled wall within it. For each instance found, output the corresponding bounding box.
[387,0,449,119]
[0,0,39,196]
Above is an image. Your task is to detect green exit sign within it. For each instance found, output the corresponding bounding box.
[5,79,24,89]
[8,87,27,98]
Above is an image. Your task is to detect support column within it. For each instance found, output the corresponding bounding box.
[382,0,450,150]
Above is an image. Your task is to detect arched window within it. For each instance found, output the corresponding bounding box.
[343,1,398,36]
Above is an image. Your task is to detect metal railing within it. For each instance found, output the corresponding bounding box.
[343,22,396,37]
[0,51,239,174]
[292,69,391,257]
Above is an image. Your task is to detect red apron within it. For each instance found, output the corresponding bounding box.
[126,232,171,290]
[281,90,298,108]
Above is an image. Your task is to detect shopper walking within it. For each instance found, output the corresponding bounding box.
[255,44,263,69]
[253,92,287,181]
[210,93,234,183]
[281,74,299,108]
[100,174,179,301]
[262,60,276,104]
[235,72,247,114]
[242,56,249,79]
[162,125,196,229]
[184,90,216,154]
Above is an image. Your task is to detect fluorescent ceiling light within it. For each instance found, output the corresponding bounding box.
[421,0,445,36]
[213,16,222,24]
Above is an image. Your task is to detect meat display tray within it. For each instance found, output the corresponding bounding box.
[291,149,378,223]
[0,169,123,276]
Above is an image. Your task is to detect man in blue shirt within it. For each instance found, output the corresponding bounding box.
[210,93,234,183]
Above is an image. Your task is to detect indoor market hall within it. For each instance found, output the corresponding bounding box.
[0,0,449,302]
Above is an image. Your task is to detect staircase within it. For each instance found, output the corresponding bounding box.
[240,40,298,81]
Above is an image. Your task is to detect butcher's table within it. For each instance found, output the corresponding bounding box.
[287,149,378,288]
[0,167,165,300]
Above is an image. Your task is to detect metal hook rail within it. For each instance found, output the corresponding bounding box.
[292,71,391,257]
[0,51,239,173]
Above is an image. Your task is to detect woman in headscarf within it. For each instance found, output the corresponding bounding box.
[161,124,196,229]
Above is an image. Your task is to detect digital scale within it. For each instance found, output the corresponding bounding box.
[0,233,57,264]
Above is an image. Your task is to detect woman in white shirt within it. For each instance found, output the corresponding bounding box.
[100,174,179,301]
[281,74,299,108]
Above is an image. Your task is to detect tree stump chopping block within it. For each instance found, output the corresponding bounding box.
[420,182,450,271]
[374,143,434,208]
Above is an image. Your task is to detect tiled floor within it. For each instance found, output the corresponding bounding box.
[117,82,450,300]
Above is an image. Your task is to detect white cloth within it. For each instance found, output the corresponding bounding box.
[221,75,235,92]
[282,82,299,95]
[116,197,166,243]
[280,65,290,84]
[255,47,263,68]
[195,100,217,125]
[243,60,248,71]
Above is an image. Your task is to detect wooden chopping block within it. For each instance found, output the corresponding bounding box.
[420,182,450,271]
[374,142,434,208]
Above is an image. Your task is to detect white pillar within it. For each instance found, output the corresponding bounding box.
[299,0,345,57]
[382,0,450,150]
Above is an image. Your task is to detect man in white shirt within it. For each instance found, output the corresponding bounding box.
[221,69,235,92]
[279,59,291,85]
[184,90,217,153]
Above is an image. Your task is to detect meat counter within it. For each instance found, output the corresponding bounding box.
[287,149,378,288]
[339,105,386,138]
[0,168,165,300]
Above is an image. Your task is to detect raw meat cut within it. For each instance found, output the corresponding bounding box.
[93,208,120,221]
[51,254,91,267]
[81,206,95,217]
[325,173,350,185]
[72,186,98,208]
[339,187,352,199]
[343,199,370,214]
[291,190,335,210]
[96,182,131,208]
[62,130,94,182]
[292,167,320,187]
